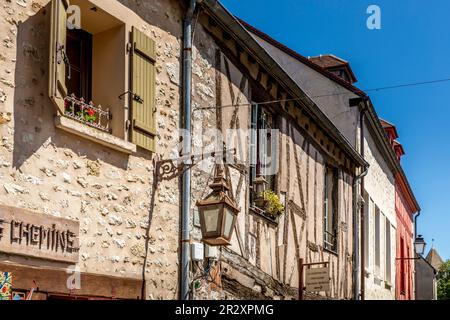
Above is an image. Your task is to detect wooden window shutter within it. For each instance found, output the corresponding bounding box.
[130,27,156,152]
[49,0,69,115]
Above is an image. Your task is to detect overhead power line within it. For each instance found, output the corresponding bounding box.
[193,77,450,111]
[364,77,450,92]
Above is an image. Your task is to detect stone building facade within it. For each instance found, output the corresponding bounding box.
[394,179,416,300]
[0,0,368,301]
[186,1,366,300]
[415,254,438,300]
[379,119,419,300]
[0,0,185,300]
[241,22,419,300]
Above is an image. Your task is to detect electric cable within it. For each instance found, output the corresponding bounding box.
[193,77,450,111]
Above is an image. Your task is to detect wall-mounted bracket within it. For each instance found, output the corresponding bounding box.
[118,90,144,104]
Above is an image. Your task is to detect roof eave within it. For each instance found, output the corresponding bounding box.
[200,0,367,168]
[238,16,420,212]
[365,98,421,212]
[239,19,366,96]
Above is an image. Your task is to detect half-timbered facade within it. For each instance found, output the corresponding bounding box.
[189,1,366,300]
[1,0,367,300]
[240,20,420,300]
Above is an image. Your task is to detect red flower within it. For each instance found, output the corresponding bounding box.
[2,286,7,293]
[87,108,95,116]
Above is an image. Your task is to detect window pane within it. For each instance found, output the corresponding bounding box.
[249,104,258,203]
[385,220,391,283]
[65,29,92,101]
[66,69,81,98]
[324,166,338,251]
[363,194,371,268]
[375,207,381,271]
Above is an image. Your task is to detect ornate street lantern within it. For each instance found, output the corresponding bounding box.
[196,165,240,246]
[414,234,426,256]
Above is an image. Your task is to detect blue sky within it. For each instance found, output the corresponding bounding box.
[221,0,450,260]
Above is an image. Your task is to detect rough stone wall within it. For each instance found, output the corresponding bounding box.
[0,0,185,299]
[189,20,242,300]
[363,129,396,300]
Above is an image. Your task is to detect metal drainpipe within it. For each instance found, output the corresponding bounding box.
[414,210,421,239]
[181,0,197,301]
[351,97,369,300]
[359,102,368,300]
[353,165,368,300]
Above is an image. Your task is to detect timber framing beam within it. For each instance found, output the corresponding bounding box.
[198,1,367,174]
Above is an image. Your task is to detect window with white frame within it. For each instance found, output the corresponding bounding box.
[385,219,392,284]
[363,193,371,269]
[249,104,277,201]
[374,206,381,275]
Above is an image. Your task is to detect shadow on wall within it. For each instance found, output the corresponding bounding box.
[12,3,136,171]
[117,0,183,38]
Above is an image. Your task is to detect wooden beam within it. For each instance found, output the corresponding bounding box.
[0,262,142,300]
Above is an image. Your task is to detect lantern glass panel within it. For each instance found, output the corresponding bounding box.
[414,237,426,256]
[223,207,234,238]
[203,207,220,233]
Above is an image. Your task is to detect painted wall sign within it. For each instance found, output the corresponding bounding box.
[0,271,12,300]
[305,267,331,292]
[0,206,79,263]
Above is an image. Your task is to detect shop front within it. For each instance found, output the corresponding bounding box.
[0,205,142,300]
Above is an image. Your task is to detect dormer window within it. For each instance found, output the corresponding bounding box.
[379,118,404,162]
[308,54,357,84]
[330,69,351,83]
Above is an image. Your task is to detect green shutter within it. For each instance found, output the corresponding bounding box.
[130,27,156,152]
[49,0,69,115]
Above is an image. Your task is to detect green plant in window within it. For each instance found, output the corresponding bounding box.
[64,99,74,114]
[76,108,97,123]
[260,190,285,217]
[84,108,97,123]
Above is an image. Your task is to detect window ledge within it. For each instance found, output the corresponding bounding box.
[249,206,279,225]
[323,247,338,257]
[55,115,137,154]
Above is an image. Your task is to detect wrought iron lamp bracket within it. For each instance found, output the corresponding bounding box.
[154,157,196,183]
[153,148,237,184]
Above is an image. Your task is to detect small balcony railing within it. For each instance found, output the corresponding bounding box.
[64,94,112,133]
